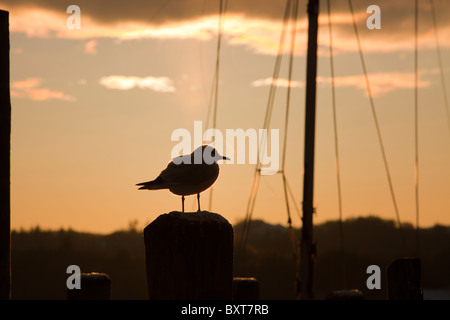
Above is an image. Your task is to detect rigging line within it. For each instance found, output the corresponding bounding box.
[205,71,217,130]
[259,0,293,162]
[239,169,259,252]
[239,171,261,252]
[281,0,301,285]
[243,0,292,228]
[281,0,299,172]
[327,0,346,288]
[347,0,407,253]
[207,0,228,131]
[239,0,294,252]
[212,0,229,129]
[200,0,213,125]
[261,174,284,201]
[285,177,302,222]
[208,0,228,211]
[241,169,261,241]
[414,0,420,258]
[282,172,300,272]
[149,0,173,22]
[429,0,450,140]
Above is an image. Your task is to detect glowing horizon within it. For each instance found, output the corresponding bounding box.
[5,0,450,234]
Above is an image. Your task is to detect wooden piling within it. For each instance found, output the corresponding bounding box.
[233,277,259,300]
[325,289,364,300]
[0,9,11,301]
[387,258,423,300]
[144,211,233,300]
[67,273,111,300]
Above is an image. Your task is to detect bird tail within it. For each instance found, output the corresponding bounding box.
[136,176,169,190]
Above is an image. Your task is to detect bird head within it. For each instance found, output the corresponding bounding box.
[195,145,230,164]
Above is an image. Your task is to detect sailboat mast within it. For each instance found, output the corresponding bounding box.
[300,0,319,300]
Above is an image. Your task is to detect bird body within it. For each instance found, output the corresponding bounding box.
[137,159,219,196]
[137,145,228,211]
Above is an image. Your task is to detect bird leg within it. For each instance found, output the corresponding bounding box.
[197,193,201,212]
[182,195,185,213]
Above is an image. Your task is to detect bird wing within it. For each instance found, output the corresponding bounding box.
[136,160,189,190]
[137,152,219,191]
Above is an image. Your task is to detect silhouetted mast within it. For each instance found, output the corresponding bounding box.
[300,0,319,300]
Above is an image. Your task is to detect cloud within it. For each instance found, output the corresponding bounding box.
[2,4,216,40]
[2,0,450,56]
[318,69,436,96]
[0,0,295,25]
[252,70,434,96]
[3,0,449,30]
[11,77,41,89]
[252,77,304,88]
[84,39,97,54]
[99,76,175,92]
[11,78,76,101]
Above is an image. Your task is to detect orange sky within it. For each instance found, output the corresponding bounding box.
[3,0,450,233]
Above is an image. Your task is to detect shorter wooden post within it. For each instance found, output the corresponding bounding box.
[325,289,364,300]
[144,211,233,300]
[387,258,422,300]
[67,273,111,300]
[233,277,259,300]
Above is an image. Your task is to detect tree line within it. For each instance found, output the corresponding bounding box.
[10,216,450,299]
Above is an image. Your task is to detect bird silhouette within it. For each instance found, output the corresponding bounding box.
[136,145,229,212]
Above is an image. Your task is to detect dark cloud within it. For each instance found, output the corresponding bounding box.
[324,0,450,48]
[1,0,449,30]
[1,0,289,25]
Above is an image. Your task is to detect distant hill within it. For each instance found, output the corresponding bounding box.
[234,216,450,299]
[10,216,450,299]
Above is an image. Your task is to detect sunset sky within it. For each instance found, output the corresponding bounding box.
[3,0,450,234]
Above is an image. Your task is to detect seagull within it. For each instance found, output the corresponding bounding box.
[136,145,229,212]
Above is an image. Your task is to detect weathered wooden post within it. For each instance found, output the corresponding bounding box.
[325,289,364,300]
[0,9,11,301]
[387,258,423,300]
[233,277,259,300]
[144,211,233,299]
[67,273,111,300]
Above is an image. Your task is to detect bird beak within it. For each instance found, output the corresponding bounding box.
[223,156,230,161]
